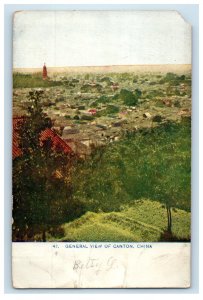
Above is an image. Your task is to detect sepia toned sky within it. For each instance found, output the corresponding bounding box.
[13,10,191,68]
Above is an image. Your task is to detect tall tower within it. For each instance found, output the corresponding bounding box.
[42,63,47,80]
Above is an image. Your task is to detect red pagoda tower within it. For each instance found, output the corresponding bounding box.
[42,63,47,80]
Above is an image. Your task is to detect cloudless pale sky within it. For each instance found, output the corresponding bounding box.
[13,10,191,68]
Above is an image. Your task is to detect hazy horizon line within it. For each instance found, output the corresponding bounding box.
[13,63,191,70]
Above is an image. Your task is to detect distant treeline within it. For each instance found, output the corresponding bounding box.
[13,72,63,88]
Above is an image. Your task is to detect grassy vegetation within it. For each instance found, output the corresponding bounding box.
[118,88,141,106]
[161,72,190,85]
[48,199,190,242]
[44,118,190,242]
[13,72,63,88]
[72,119,191,213]
[96,104,120,117]
[13,70,191,242]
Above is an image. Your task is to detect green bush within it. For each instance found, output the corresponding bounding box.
[13,72,63,88]
[81,114,94,120]
[174,100,181,108]
[97,95,109,104]
[72,119,191,213]
[146,89,165,99]
[162,73,189,86]
[119,89,141,106]
[96,104,120,117]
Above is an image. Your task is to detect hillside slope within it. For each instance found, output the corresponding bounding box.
[48,200,190,242]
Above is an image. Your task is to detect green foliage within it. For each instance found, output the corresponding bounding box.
[55,96,65,103]
[18,90,52,152]
[90,95,110,108]
[96,104,120,117]
[72,120,191,215]
[13,68,191,241]
[97,95,109,104]
[106,104,120,114]
[146,89,165,99]
[134,88,142,98]
[174,100,181,108]
[84,74,90,80]
[80,114,94,120]
[54,200,190,242]
[162,73,188,86]
[13,72,63,88]
[99,77,113,85]
[12,90,84,241]
[164,72,178,81]
[119,89,141,106]
[81,83,102,93]
[152,115,164,122]
[133,75,139,83]
[118,73,134,81]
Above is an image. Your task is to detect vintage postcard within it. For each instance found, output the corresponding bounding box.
[12,10,191,288]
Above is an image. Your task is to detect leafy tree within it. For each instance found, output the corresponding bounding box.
[72,120,191,238]
[119,88,141,106]
[12,90,84,241]
[121,121,191,234]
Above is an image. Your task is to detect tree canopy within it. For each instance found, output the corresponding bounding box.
[71,119,191,234]
[12,90,84,241]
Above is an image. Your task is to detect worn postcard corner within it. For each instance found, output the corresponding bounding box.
[12,10,191,289]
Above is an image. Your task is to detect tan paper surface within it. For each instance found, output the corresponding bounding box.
[12,243,190,288]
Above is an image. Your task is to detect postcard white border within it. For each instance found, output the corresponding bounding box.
[12,242,190,289]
